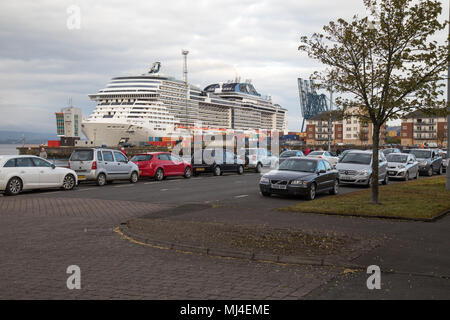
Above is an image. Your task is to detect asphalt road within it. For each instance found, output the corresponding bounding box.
[7,170,378,209]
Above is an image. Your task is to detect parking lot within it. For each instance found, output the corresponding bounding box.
[2,170,381,207]
[1,167,449,299]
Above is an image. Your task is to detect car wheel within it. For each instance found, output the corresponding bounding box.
[184,167,192,179]
[96,173,106,186]
[427,167,433,176]
[261,191,271,197]
[306,183,316,200]
[256,163,262,173]
[237,165,244,175]
[62,174,76,190]
[5,177,22,196]
[213,166,221,176]
[329,179,339,195]
[130,171,138,183]
[155,168,164,181]
[382,174,388,185]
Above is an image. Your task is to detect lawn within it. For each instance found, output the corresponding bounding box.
[280,176,450,220]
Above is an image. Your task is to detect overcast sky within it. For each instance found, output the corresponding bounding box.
[0,0,448,134]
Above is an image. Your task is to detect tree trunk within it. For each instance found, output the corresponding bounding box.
[371,125,380,204]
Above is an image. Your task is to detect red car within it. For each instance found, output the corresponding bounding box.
[130,152,192,181]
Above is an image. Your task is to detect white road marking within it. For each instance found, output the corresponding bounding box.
[113,184,134,188]
[144,182,159,185]
[160,189,169,191]
[76,188,91,192]
[234,194,249,198]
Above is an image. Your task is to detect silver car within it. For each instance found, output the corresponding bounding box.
[336,150,388,186]
[386,153,419,181]
[69,148,139,186]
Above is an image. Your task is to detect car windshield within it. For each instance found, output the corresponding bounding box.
[340,153,372,165]
[308,151,323,156]
[383,149,394,155]
[131,155,153,161]
[387,154,408,163]
[278,159,317,173]
[280,151,298,157]
[70,150,94,161]
[410,150,431,159]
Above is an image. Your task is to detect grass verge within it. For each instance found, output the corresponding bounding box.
[279,176,450,220]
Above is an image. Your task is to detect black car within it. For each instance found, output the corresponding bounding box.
[259,157,339,200]
[408,149,443,176]
[191,149,245,176]
[279,150,305,165]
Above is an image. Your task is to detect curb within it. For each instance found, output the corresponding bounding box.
[116,224,365,269]
[277,208,450,222]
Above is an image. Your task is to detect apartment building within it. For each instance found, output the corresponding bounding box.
[401,111,448,147]
[305,107,385,146]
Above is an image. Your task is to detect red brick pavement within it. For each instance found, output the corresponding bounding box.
[0,197,342,299]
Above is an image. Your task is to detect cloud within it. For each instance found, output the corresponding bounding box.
[0,0,447,133]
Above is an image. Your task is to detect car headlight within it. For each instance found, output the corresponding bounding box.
[260,177,270,184]
[358,170,369,176]
[290,180,308,185]
[397,165,405,169]
[420,161,428,166]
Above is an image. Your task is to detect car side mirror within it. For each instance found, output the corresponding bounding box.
[51,164,56,169]
[318,169,326,174]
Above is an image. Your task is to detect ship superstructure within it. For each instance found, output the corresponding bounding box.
[82,64,287,146]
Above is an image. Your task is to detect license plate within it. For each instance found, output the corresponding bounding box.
[196,168,205,172]
[340,176,352,180]
[271,184,287,190]
[78,175,86,180]
[389,171,396,175]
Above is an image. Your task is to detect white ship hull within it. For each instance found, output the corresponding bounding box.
[82,121,160,146]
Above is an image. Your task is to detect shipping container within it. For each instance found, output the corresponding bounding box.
[47,140,60,148]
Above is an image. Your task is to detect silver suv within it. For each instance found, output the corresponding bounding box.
[69,148,139,186]
[336,150,388,186]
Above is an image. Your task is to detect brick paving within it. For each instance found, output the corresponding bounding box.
[0,197,341,299]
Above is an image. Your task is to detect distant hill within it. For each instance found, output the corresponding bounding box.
[0,130,57,144]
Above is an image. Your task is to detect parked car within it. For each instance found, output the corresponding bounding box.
[279,150,305,165]
[259,157,339,200]
[68,148,139,185]
[306,151,339,167]
[408,149,443,176]
[336,150,388,186]
[246,148,279,172]
[337,149,356,161]
[386,153,419,181]
[131,152,192,180]
[0,155,78,196]
[191,149,245,176]
[382,148,401,156]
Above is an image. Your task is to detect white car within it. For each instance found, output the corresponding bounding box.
[307,151,339,167]
[0,155,78,196]
[246,148,279,173]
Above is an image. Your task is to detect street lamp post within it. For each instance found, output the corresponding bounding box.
[446,14,450,190]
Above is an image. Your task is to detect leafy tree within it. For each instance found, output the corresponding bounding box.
[299,0,448,204]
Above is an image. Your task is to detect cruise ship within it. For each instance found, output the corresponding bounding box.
[82,62,287,146]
